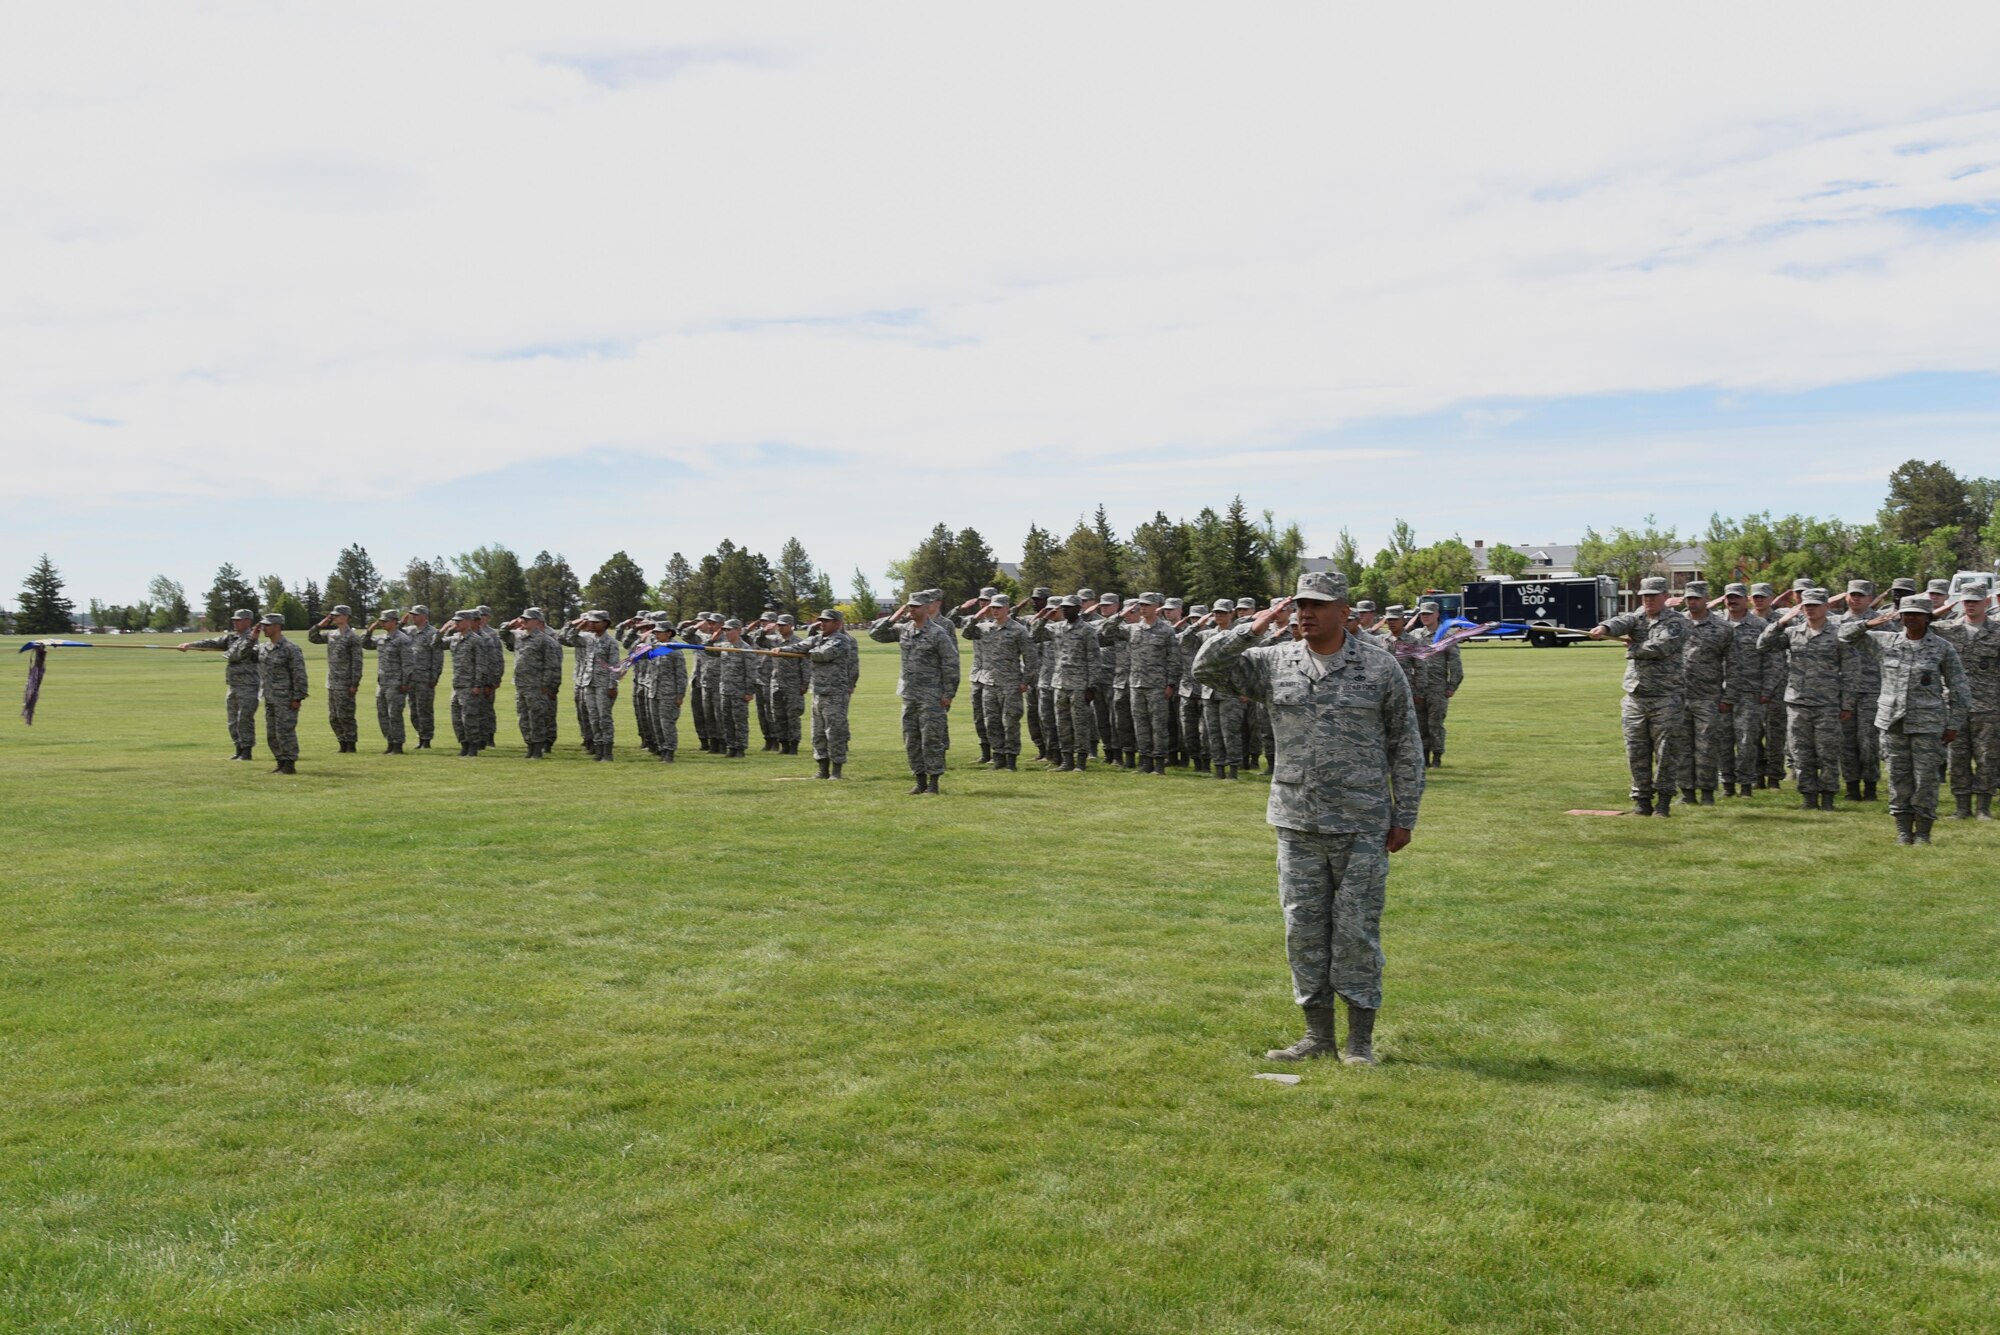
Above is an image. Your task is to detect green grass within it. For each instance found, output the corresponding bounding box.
[3,634,1996,1333]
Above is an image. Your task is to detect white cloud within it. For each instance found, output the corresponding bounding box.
[5,0,2000,519]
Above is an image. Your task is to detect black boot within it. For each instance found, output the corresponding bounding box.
[1679,787,1696,804]
[908,774,927,795]
[1895,814,1915,845]
[1819,791,1836,811]
[415,738,430,750]
[1052,752,1074,772]
[1212,764,1226,780]
[1800,792,1818,811]
[1845,780,1862,801]
[1722,781,1736,797]
[831,763,844,779]
[387,742,403,754]
[1979,794,1995,821]
[1914,818,1934,846]
[1700,789,1714,805]
[1125,749,1138,770]
[816,758,831,780]
[1227,765,1240,781]
[276,758,296,774]
[1655,792,1672,818]
[1952,794,1974,820]
[1863,780,1878,802]
[1074,752,1088,772]
[1431,750,1443,768]
[1634,795,1654,816]
[979,742,992,766]
[1265,1005,1339,1061]
[1341,1002,1377,1066]
[458,744,471,757]
[927,774,941,795]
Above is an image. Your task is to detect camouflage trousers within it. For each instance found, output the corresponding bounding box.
[1205,695,1248,768]
[1761,694,1788,781]
[705,680,727,747]
[451,689,476,747]
[1179,694,1206,765]
[1090,688,1114,756]
[1248,701,1275,763]
[1840,705,1881,785]
[689,673,711,745]
[1129,685,1173,760]
[648,690,681,757]
[720,691,750,752]
[327,687,360,747]
[1036,686,1058,753]
[770,685,804,747]
[408,681,438,743]
[1620,693,1682,800]
[1785,703,1842,794]
[1674,696,1726,791]
[978,683,1026,757]
[226,686,259,752]
[1113,687,1136,754]
[1025,684,1043,746]
[517,686,557,749]
[1275,826,1388,1011]
[472,690,498,747]
[1054,688,1094,757]
[755,686,775,744]
[812,690,851,764]
[578,684,614,751]
[263,698,301,762]
[970,683,989,745]
[901,695,949,775]
[1721,699,1764,785]
[1414,695,1449,757]
[1949,712,1997,795]
[573,685,597,750]
[375,686,407,747]
[1883,722,1946,821]
[632,686,656,752]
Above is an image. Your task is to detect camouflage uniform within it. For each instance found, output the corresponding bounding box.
[473,625,504,750]
[642,625,689,759]
[404,617,443,746]
[804,626,860,765]
[1033,611,1061,759]
[871,614,959,776]
[361,624,413,749]
[306,621,364,749]
[441,622,481,752]
[1842,616,1969,827]
[688,622,713,750]
[617,623,656,754]
[961,611,1033,760]
[1830,596,1883,793]
[752,636,778,749]
[1675,610,1731,795]
[1757,613,1845,796]
[1598,606,1689,805]
[1033,613,1100,764]
[1939,616,1999,809]
[509,624,563,753]
[1086,607,1116,756]
[715,637,754,754]
[1105,610,1137,762]
[1408,629,1463,763]
[1176,613,1206,769]
[702,628,729,752]
[559,622,620,756]
[1117,613,1178,766]
[1754,602,1789,784]
[255,631,309,763]
[185,623,262,755]
[1719,608,1770,790]
[1195,618,1424,1014]
[759,627,809,751]
[1181,616,1247,775]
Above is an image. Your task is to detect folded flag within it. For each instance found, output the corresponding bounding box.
[1391,620,1500,661]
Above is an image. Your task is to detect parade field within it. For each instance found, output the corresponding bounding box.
[4,636,1997,1333]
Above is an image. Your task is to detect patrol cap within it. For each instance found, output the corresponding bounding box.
[1418,599,1442,614]
[1100,593,1120,606]
[1032,586,1052,598]
[1188,603,1208,616]
[988,595,1012,609]
[816,608,844,621]
[723,618,743,629]
[1211,598,1236,613]
[1682,582,1709,599]
[651,613,673,626]
[409,604,429,616]
[380,609,402,621]
[1792,578,1815,592]
[1637,577,1670,595]
[1749,583,1774,597]
[980,586,997,598]
[517,606,544,621]
[330,604,352,616]
[1354,600,1377,613]
[1385,604,1410,619]
[1846,579,1874,596]
[476,605,491,616]
[1138,592,1162,607]
[1890,578,1918,594]
[924,589,944,604]
[1294,570,1349,602]
[1235,596,1257,609]
[1076,588,1096,602]
[1121,599,1139,611]
[259,612,284,625]
[1163,597,1182,610]
[582,609,611,622]
[1799,588,1827,605]
[451,609,475,620]
[772,613,792,625]
[1723,583,1749,598]
[1899,595,1936,616]
[230,608,254,621]
[904,590,927,606]
[1928,579,1951,595]
[1963,589,1991,604]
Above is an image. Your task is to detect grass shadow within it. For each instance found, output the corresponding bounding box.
[1431,1053,1683,1093]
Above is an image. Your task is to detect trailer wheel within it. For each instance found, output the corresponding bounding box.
[1527,628,1558,649]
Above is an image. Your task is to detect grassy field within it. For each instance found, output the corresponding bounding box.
[3,633,1996,1333]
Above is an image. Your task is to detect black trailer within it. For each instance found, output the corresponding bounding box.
[1460,576,1618,647]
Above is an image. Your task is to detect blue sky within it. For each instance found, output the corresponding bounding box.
[6,4,2000,607]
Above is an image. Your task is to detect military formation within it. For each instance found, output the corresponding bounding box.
[1592,574,1998,843]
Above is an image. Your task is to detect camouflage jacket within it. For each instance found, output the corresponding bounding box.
[558,626,619,689]
[1756,616,1844,708]
[187,629,262,690]
[1033,617,1101,691]
[1827,610,1883,709]
[803,630,860,694]
[1176,622,1246,700]
[1103,621,1132,687]
[1194,626,1424,834]
[715,641,753,694]
[475,628,505,689]
[870,617,960,698]
[1081,613,1114,688]
[754,633,810,693]
[404,623,443,687]
[1407,635,1463,698]
[1679,614,1731,699]
[1599,609,1689,697]
[255,636,309,703]
[510,627,563,695]
[1840,622,1969,734]
[960,617,1033,689]
[307,625,365,689]
[637,634,689,698]
[1938,618,2000,715]
[1114,617,1179,689]
[361,627,413,689]
[1720,612,1769,702]
[440,628,480,690]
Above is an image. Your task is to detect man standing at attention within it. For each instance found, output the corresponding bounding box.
[1589,576,1688,816]
[361,609,413,754]
[307,604,365,753]
[1195,571,1423,1067]
[253,612,309,774]
[870,591,959,793]
[1841,596,1969,843]
[403,605,443,749]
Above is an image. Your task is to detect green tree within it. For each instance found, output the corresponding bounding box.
[1982,498,2000,564]
[1576,516,1681,592]
[1485,544,1530,579]
[1879,459,1975,560]
[773,538,820,616]
[1914,524,1964,582]
[1329,528,1366,589]
[1259,510,1308,594]
[1051,517,1122,594]
[710,542,771,619]
[1221,497,1268,598]
[400,556,458,619]
[1185,508,1231,604]
[1130,511,1192,598]
[901,524,958,603]
[1390,539,1477,607]
[848,568,881,623]
[300,580,323,624]
[1091,505,1129,590]
[454,545,530,621]
[202,564,259,629]
[258,574,287,610]
[1018,524,1060,593]
[652,552,694,622]
[326,544,383,618]
[584,551,649,622]
[946,527,997,604]
[17,555,76,635]
[525,551,581,623]
[146,575,191,630]
[272,591,309,629]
